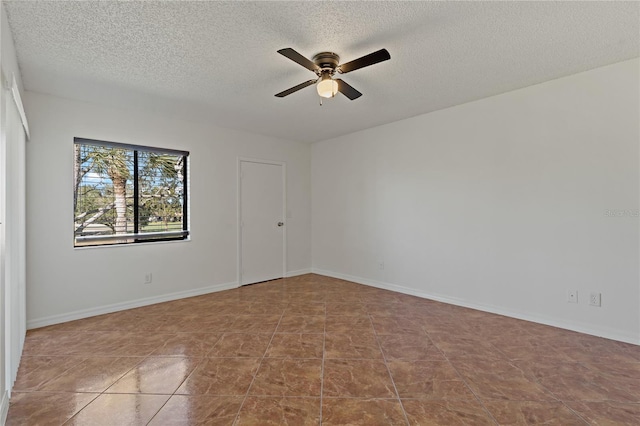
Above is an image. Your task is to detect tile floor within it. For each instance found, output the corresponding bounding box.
[6,274,640,425]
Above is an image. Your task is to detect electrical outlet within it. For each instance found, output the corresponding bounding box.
[144,273,153,284]
[589,292,601,307]
[567,290,578,303]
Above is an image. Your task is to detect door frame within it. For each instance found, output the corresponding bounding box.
[237,157,287,286]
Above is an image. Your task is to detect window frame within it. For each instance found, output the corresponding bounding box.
[73,137,190,247]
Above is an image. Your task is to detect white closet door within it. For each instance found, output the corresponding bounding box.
[239,160,285,285]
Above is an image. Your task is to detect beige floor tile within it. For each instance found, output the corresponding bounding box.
[402,399,495,425]
[322,398,406,426]
[250,358,322,396]
[65,394,170,425]
[8,273,640,425]
[39,356,143,392]
[106,357,200,394]
[387,360,475,399]
[325,314,374,333]
[207,333,272,357]
[148,395,243,425]
[150,332,222,357]
[175,357,261,396]
[6,392,99,426]
[484,401,587,425]
[565,401,640,425]
[323,359,397,398]
[236,397,320,425]
[378,334,445,361]
[276,314,325,333]
[12,356,85,391]
[266,333,324,358]
[324,332,384,359]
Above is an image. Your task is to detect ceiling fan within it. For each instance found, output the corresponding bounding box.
[275,48,391,101]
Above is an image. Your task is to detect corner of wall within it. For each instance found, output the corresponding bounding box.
[285,268,312,278]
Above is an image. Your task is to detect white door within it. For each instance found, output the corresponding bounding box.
[239,160,285,285]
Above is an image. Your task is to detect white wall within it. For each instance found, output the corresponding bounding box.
[312,58,640,344]
[1,1,27,417]
[25,91,311,327]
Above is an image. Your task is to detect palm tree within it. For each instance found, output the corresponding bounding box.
[139,153,183,231]
[74,145,131,234]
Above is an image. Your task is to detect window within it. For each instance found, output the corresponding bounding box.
[73,138,189,247]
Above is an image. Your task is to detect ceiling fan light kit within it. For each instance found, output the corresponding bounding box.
[317,73,338,98]
[275,47,390,103]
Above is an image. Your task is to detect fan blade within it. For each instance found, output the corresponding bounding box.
[275,79,317,97]
[335,79,362,100]
[338,48,390,74]
[277,48,319,72]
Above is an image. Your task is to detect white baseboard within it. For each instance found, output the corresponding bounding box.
[285,268,312,277]
[27,281,239,330]
[26,271,313,330]
[312,268,640,345]
[1,390,9,426]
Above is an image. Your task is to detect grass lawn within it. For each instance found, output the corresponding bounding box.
[141,221,182,232]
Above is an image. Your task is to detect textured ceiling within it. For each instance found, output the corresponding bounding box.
[4,1,639,143]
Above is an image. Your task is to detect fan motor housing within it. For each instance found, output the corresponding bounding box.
[313,52,340,71]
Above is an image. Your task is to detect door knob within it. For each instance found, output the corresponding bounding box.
[277,222,284,227]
